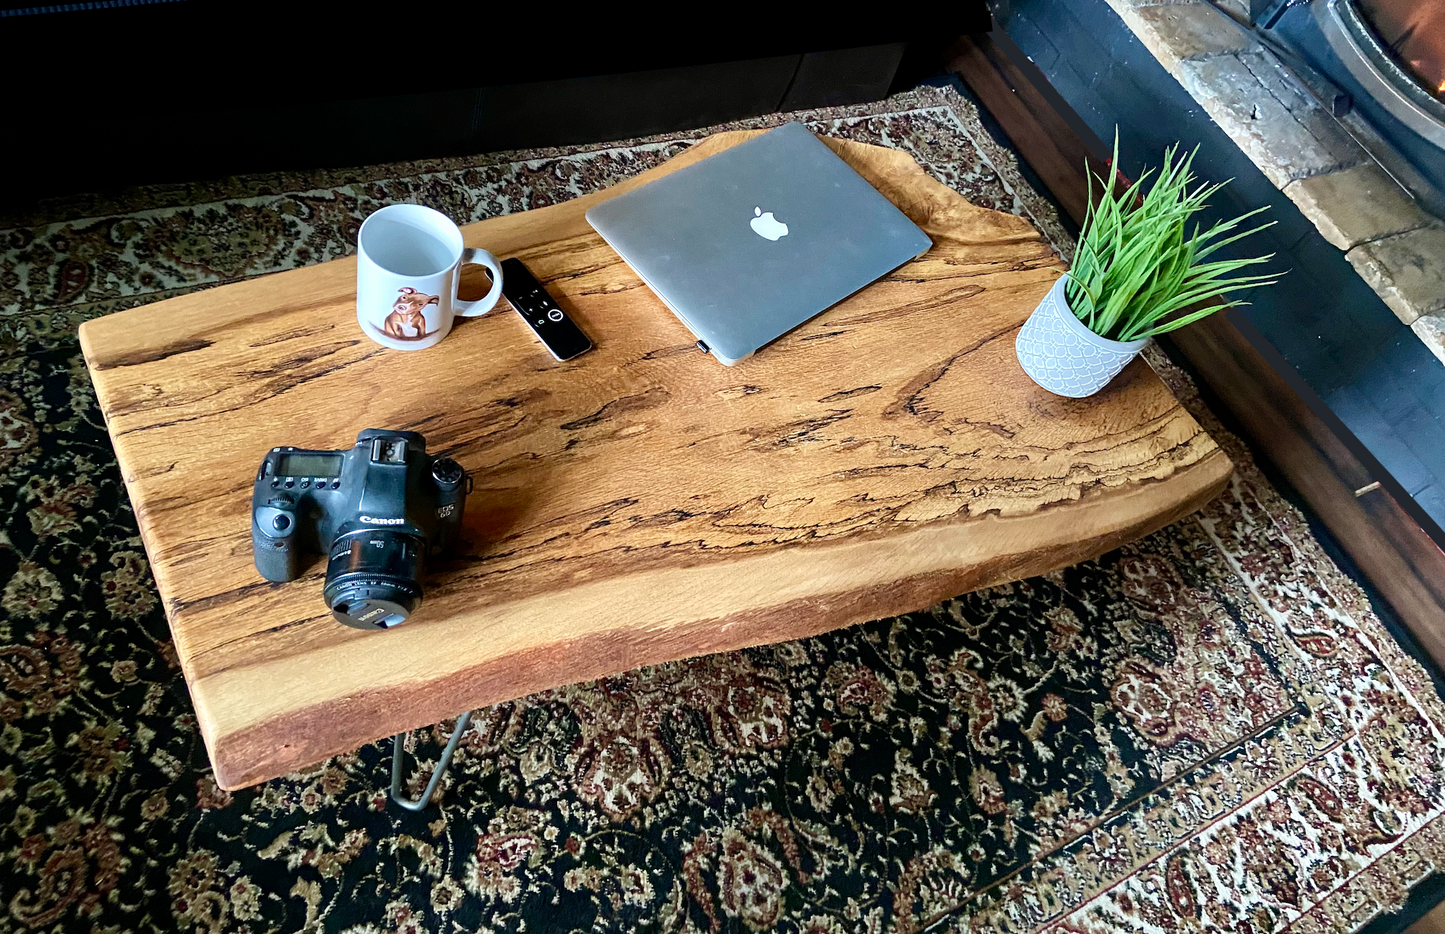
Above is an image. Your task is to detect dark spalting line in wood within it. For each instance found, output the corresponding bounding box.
[559,387,672,431]
[635,343,701,361]
[525,231,610,262]
[404,393,555,451]
[200,290,369,337]
[88,292,354,363]
[854,286,998,320]
[239,340,364,378]
[546,259,630,287]
[627,508,707,530]
[248,323,341,348]
[819,386,882,402]
[400,411,458,433]
[884,267,1046,286]
[482,388,554,413]
[706,508,892,539]
[138,462,179,479]
[835,298,979,327]
[573,280,653,300]
[689,391,1181,460]
[200,612,334,654]
[485,416,560,452]
[885,344,994,424]
[207,476,1226,790]
[105,382,235,420]
[171,578,287,615]
[134,496,202,521]
[1048,399,1196,455]
[111,348,385,435]
[912,257,1057,280]
[87,338,215,370]
[946,416,1019,440]
[829,462,939,481]
[745,411,855,449]
[102,342,362,420]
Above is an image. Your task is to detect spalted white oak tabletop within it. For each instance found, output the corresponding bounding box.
[79,132,1231,789]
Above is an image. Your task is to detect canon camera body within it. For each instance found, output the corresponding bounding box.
[251,429,470,629]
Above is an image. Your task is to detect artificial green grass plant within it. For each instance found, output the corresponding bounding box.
[1065,137,1279,343]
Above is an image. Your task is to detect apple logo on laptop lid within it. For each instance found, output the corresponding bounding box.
[750,207,789,241]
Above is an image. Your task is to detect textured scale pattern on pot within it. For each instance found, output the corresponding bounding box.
[1015,276,1146,397]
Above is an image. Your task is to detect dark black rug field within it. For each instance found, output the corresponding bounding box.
[3,84,1445,934]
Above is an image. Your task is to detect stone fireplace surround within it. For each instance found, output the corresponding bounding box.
[1107,0,1445,364]
[993,0,1445,535]
[994,0,1445,534]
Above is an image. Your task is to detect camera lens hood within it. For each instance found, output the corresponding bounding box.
[323,528,426,630]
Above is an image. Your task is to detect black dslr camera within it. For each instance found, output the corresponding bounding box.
[251,429,470,629]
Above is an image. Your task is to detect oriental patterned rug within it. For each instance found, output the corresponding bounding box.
[2,83,1444,934]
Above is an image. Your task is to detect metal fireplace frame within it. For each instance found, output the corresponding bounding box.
[1316,0,1445,148]
[1243,0,1445,215]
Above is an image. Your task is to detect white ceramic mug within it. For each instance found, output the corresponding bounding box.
[355,204,503,351]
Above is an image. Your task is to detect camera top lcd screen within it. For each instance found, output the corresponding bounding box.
[278,453,343,478]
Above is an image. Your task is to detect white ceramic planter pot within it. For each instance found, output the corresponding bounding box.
[1015,276,1149,398]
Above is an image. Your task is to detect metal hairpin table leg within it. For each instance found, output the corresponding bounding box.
[389,711,473,811]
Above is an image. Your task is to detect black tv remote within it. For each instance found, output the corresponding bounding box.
[499,258,593,361]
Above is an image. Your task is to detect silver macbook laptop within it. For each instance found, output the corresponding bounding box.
[585,122,932,365]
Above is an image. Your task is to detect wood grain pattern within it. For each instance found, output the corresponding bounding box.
[79,132,1232,789]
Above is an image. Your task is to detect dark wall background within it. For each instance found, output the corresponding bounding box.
[4,4,988,209]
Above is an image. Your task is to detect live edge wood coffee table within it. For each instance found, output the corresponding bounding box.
[79,132,1232,791]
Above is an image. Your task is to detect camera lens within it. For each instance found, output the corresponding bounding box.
[322,529,426,630]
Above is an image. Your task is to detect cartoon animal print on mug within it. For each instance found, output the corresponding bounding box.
[355,204,505,351]
[382,287,439,340]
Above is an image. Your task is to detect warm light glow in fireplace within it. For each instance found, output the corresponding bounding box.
[1359,0,1445,100]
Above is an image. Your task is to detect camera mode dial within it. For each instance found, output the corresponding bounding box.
[431,457,464,488]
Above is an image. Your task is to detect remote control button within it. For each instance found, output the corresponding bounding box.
[271,478,280,488]
[300,479,310,489]
[272,514,291,532]
[548,309,564,322]
[284,479,295,488]
[331,480,341,489]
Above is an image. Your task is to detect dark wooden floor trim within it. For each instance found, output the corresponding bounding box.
[946,32,1445,665]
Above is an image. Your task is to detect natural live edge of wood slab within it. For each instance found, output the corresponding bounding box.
[205,453,1227,789]
[79,131,1233,790]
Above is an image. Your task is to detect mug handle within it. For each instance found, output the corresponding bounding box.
[454,247,504,317]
